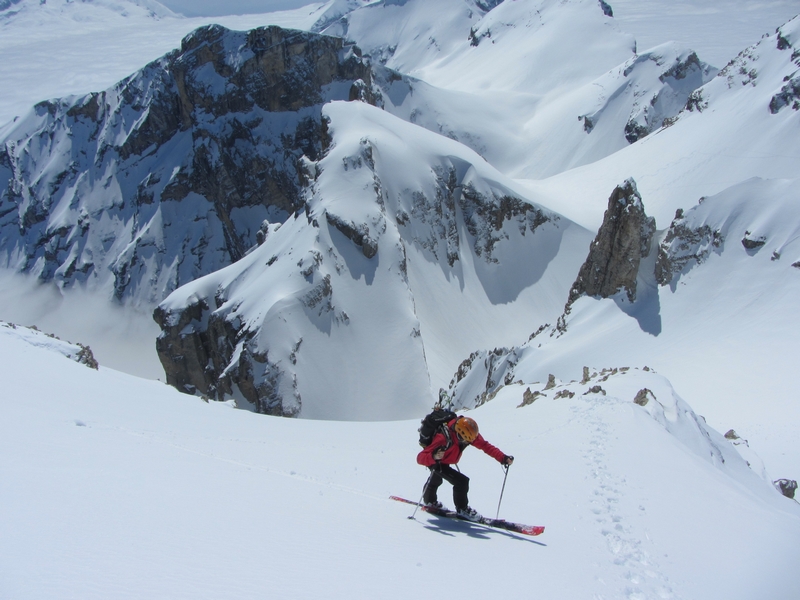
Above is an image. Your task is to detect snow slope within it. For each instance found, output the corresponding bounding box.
[2,324,798,599]
[0,7,800,600]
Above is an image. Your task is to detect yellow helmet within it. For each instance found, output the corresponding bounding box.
[454,416,479,443]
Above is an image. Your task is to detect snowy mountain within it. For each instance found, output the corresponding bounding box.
[1,0,799,597]
[0,0,717,305]
[0,23,377,305]
[153,99,588,419]
[1,0,722,409]
[319,0,718,178]
[0,0,796,452]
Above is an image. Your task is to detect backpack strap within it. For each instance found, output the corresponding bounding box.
[440,419,455,450]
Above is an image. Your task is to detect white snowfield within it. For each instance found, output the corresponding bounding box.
[1,0,799,597]
[1,326,799,599]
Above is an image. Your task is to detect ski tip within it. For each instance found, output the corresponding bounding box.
[526,526,545,536]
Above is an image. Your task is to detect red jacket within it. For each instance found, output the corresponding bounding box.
[417,419,507,467]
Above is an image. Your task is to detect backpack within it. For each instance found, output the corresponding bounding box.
[418,408,457,448]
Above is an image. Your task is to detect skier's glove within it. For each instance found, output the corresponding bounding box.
[503,455,514,466]
[433,448,445,461]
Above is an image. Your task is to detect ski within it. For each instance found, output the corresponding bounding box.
[390,495,545,536]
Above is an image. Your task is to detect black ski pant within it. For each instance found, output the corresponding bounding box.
[423,464,469,510]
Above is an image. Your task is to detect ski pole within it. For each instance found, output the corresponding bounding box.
[495,464,510,520]
[410,469,435,520]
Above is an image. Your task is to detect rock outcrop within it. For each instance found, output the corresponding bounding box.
[566,179,655,308]
[580,45,717,145]
[769,20,800,113]
[654,207,723,286]
[774,478,798,499]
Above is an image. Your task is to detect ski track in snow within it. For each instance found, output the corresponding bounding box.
[580,396,678,600]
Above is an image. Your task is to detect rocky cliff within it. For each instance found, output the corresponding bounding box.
[0,24,377,305]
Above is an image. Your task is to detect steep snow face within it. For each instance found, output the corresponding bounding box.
[0,24,374,306]
[530,14,800,230]
[327,0,635,94]
[320,0,716,178]
[2,329,799,599]
[155,100,591,419]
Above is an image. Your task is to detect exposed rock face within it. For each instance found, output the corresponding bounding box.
[741,232,767,251]
[655,207,723,286]
[0,24,377,305]
[625,51,717,143]
[580,46,717,145]
[400,165,552,268]
[566,179,655,307]
[769,76,800,113]
[326,212,379,259]
[447,346,520,409]
[634,388,654,406]
[769,21,800,113]
[153,279,307,416]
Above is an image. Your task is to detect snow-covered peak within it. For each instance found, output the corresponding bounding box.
[0,0,178,24]
[307,0,376,31]
[324,0,635,94]
[154,99,587,419]
[0,22,376,307]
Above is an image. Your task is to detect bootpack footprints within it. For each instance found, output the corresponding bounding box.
[584,405,679,600]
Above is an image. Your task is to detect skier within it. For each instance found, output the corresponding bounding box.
[417,415,513,521]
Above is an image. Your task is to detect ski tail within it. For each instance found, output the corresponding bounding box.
[390,496,544,536]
